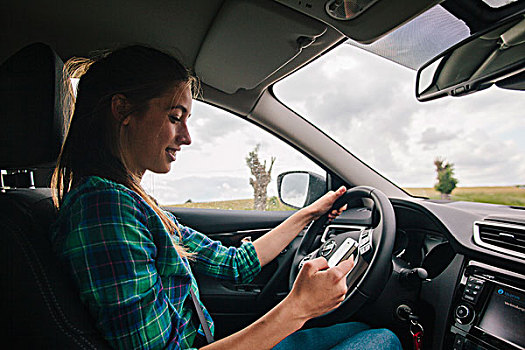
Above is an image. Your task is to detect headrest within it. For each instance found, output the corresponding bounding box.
[0,43,68,169]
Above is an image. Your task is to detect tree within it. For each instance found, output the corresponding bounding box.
[434,157,458,199]
[246,145,276,210]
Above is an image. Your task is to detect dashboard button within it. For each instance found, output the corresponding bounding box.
[456,305,469,318]
[453,334,465,350]
[468,277,485,286]
[463,294,475,302]
[455,304,474,324]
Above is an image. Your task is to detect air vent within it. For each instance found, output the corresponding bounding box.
[473,221,525,259]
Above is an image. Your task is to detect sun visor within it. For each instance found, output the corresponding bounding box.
[195,0,327,94]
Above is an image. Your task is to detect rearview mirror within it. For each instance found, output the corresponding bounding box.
[416,11,525,101]
[277,171,326,209]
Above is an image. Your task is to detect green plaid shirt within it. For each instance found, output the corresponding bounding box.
[51,176,261,349]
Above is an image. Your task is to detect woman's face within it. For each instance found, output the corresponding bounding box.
[120,83,192,178]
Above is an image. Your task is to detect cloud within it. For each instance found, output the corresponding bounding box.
[275,43,525,188]
[419,127,457,150]
[447,128,525,185]
[143,175,253,204]
[188,102,249,151]
[275,45,421,176]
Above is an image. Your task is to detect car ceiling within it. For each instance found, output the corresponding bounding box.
[3,0,523,115]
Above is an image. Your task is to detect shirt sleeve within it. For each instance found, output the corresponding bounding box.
[57,188,185,350]
[174,220,261,284]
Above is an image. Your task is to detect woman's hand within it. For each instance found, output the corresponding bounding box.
[286,256,355,321]
[252,186,348,268]
[305,186,348,221]
[201,256,355,350]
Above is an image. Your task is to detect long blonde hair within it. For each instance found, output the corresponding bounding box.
[52,45,199,258]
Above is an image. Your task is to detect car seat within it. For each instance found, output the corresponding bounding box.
[0,43,111,349]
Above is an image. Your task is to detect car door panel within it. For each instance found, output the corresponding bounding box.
[166,207,293,234]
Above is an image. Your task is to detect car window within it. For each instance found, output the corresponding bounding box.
[143,100,324,210]
[274,43,525,206]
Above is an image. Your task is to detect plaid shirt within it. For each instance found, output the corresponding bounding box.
[51,176,261,349]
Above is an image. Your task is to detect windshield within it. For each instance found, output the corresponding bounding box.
[274,43,525,206]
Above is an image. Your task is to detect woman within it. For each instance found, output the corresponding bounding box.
[51,45,401,350]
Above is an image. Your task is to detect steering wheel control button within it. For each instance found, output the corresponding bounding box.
[359,243,371,255]
[327,238,357,268]
[320,240,336,257]
[298,258,307,270]
[298,250,318,270]
[359,229,371,240]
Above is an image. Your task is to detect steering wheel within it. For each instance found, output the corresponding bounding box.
[289,186,396,326]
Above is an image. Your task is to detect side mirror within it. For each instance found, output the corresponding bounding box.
[277,171,326,209]
[416,11,525,101]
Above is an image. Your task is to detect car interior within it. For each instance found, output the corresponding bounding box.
[2,1,525,349]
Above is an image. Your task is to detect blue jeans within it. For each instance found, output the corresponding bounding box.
[272,322,402,350]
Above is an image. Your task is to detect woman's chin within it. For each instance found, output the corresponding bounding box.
[160,165,171,173]
[149,164,171,174]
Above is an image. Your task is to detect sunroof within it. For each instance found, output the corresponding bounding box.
[482,0,519,8]
[346,5,470,70]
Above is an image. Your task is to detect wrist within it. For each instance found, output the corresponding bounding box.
[298,206,317,222]
[280,294,309,330]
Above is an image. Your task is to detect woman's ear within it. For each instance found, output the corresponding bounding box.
[111,94,131,125]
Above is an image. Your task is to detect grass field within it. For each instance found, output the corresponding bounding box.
[165,186,525,210]
[166,196,295,211]
[404,186,525,206]
[164,187,525,210]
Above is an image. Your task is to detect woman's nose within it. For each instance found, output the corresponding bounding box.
[177,123,191,145]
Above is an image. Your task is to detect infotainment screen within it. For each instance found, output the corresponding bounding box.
[478,285,525,348]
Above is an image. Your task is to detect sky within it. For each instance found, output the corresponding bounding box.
[143,8,525,205]
[273,44,525,189]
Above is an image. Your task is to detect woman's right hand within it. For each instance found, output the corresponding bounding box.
[200,256,355,350]
[286,256,355,321]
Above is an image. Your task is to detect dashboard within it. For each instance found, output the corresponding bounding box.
[450,261,525,350]
[181,195,525,349]
[387,199,525,350]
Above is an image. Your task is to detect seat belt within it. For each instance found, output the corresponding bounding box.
[189,289,214,344]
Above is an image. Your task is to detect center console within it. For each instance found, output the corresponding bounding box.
[448,261,525,350]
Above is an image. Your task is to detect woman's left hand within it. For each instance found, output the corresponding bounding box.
[306,186,348,221]
[253,186,348,268]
